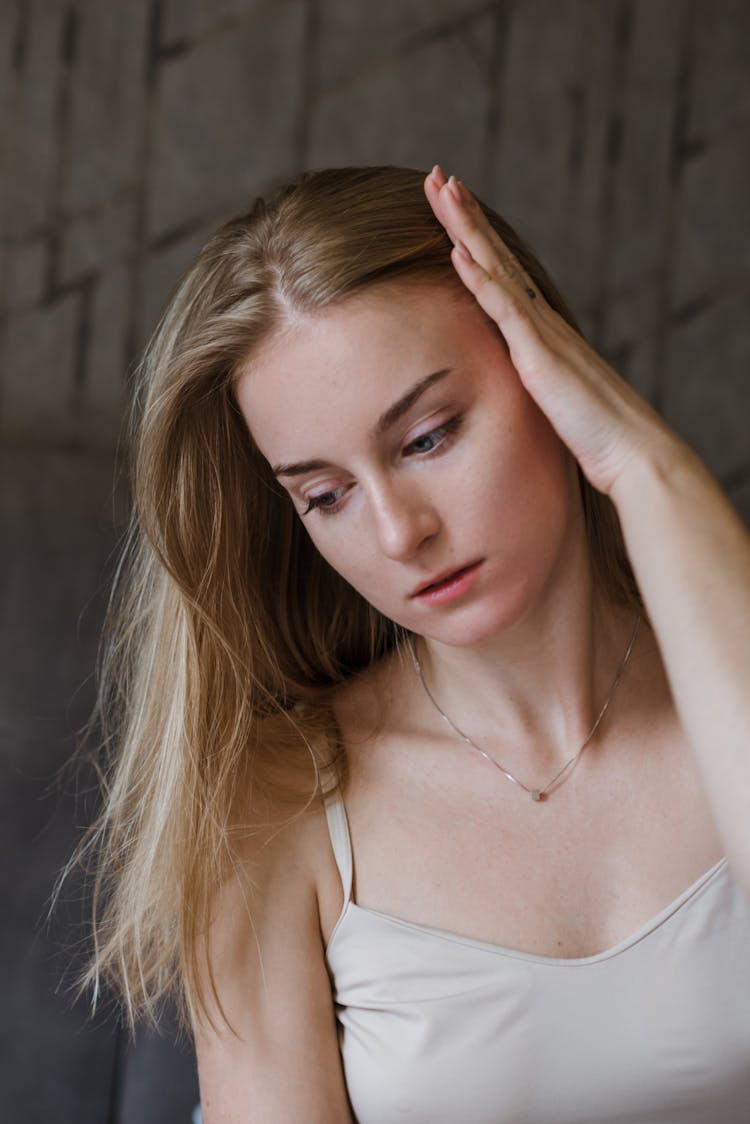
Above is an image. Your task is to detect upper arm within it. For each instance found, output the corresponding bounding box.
[193,804,353,1124]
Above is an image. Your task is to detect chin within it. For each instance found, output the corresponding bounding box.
[413,582,539,650]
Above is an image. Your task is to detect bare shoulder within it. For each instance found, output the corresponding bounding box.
[194,739,352,1123]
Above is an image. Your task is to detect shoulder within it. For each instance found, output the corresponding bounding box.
[193,741,352,1121]
[222,719,343,935]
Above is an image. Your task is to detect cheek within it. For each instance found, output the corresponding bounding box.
[476,408,573,539]
[470,390,557,487]
[303,518,376,586]
[505,389,569,481]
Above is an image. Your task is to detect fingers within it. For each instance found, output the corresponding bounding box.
[446,176,538,300]
[424,166,542,342]
[424,167,540,306]
[423,164,455,245]
[450,240,539,345]
[430,164,448,189]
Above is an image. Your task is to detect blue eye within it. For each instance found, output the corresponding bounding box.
[301,415,463,518]
[404,415,462,457]
[303,487,346,516]
[408,431,443,454]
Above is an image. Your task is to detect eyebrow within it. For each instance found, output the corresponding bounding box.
[271,367,453,478]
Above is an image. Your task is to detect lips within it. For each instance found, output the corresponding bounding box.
[411,561,481,598]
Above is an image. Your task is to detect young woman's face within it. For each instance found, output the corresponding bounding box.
[235,281,581,649]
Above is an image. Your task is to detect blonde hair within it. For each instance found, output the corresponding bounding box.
[74,166,644,1030]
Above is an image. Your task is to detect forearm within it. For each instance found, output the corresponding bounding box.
[612,438,750,885]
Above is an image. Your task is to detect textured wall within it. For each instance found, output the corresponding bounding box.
[1,2,749,1122]
[1,0,748,507]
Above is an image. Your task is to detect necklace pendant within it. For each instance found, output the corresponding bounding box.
[410,616,640,807]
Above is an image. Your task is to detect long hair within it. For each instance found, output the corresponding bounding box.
[74,166,644,1030]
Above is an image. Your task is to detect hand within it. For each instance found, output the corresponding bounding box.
[424,165,684,498]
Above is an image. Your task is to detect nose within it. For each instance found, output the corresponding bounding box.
[370,479,440,561]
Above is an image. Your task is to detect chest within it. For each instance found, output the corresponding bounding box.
[329,859,750,1124]
[321,720,724,959]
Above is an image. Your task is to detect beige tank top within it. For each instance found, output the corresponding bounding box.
[323,786,750,1123]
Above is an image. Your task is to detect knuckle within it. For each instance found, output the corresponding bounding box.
[477,271,497,295]
[508,294,528,320]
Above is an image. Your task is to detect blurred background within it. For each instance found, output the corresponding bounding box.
[1,0,748,1120]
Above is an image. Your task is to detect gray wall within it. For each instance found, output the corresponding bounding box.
[2,1,749,1121]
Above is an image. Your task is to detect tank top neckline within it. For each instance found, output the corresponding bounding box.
[337,855,728,967]
[323,781,729,968]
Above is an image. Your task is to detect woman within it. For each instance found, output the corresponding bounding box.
[82,165,750,1121]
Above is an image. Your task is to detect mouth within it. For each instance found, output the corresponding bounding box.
[411,560,482,598]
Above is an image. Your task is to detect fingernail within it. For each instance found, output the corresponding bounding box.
[452,239,471,261]
[446,175,461,204]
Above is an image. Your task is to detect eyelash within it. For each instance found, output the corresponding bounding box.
[403,414,462,457]
[302,415,463,517]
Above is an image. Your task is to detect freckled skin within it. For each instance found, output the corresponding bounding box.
[235,281,582,651]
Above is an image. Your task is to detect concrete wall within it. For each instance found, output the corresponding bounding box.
[2,0,749,490]
[2,1,749,1120]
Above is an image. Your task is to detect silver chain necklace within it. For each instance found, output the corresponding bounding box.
[410,615,640,803]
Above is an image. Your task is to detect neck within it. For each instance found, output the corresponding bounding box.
[411,581,641,783]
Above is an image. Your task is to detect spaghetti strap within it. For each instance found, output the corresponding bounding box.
[323,784,353,905]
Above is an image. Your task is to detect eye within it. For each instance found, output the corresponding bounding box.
[302,486,348,516]
[403,415,462,457]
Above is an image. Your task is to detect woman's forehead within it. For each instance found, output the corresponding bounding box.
[233,284,503,467]
[236,279,483,390]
